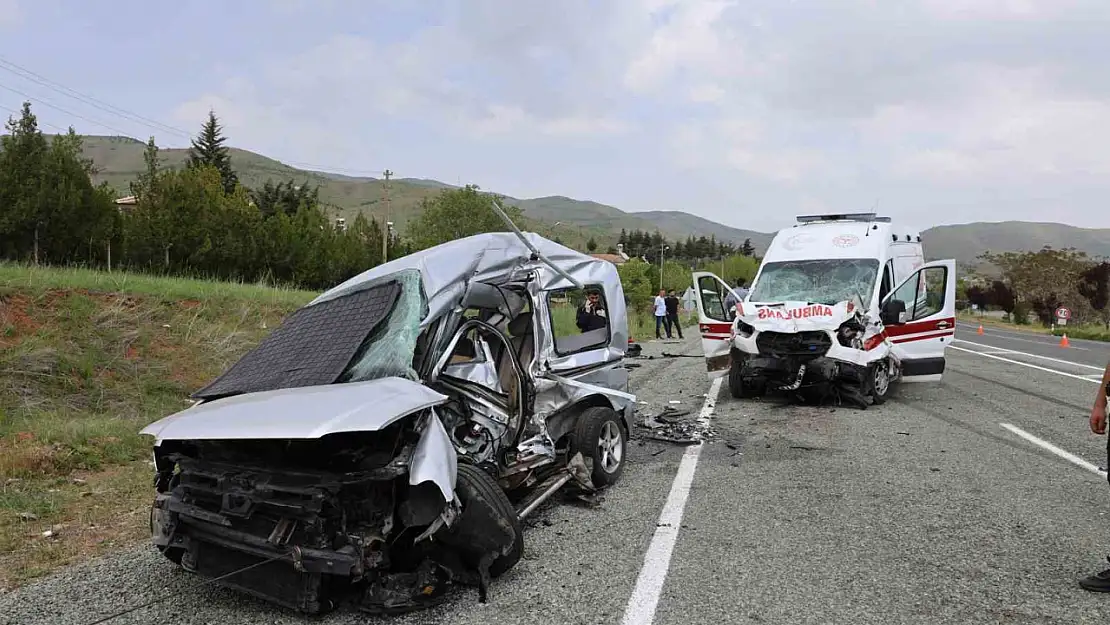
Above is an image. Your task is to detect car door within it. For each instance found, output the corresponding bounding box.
[881,259,956,382]
[691,271,738,378]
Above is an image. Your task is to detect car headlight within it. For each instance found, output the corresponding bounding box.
[735,320,755,338]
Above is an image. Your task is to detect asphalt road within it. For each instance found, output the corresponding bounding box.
[6,327,1110,624]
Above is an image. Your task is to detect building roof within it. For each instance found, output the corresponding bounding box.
[589,253,627,265]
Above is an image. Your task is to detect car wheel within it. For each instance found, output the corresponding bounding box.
[869,359,892,405]
[570,406,626,487]
[729,353,762,399]
[452,462,524,578]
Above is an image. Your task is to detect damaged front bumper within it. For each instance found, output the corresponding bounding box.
[149,438,476,616]
[731,327,890,406]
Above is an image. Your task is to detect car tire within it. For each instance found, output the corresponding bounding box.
[570,406,627,487]
[729,352,761,399]
[453,462,524,578]
[869,359,892,405]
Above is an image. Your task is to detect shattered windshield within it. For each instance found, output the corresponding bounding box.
[748,258,879,307]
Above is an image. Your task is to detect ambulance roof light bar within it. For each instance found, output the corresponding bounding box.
[795,213,891,224]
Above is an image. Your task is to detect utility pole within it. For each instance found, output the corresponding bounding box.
[382,169,392,262]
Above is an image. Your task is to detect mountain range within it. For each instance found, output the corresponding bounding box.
[74,135,1110,272]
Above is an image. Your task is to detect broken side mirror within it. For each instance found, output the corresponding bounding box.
[881,299,906,326]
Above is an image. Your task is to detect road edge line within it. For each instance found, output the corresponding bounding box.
[620,375,723,625]
[999,423,1107,477]
[949,345,1100,384]
[952,339,1103,370]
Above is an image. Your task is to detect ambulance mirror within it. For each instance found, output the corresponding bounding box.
[881,298,906,326]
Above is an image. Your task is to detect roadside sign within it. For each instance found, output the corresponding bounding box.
[1056,306,1071,326]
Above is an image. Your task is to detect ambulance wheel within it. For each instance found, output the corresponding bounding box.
[728,357,761,399]
[868,360,891,405]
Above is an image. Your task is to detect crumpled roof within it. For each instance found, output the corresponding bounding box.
[309,232,623,328]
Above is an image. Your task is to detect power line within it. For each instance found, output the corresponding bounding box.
[0,82,134,137]
[0,101,68,132]
[0,59,394,179]
[0,56,192,140]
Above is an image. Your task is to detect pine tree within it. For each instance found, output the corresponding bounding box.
[586,237,598,252]
[187,111,239,195]
[741,238,755,256]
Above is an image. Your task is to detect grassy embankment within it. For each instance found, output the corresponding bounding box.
[0,264,688,589]
[0,264,315,589]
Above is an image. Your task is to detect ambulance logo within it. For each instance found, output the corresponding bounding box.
[783,234,816,251]
[832,234,860,248]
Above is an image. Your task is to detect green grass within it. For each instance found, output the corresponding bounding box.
[0,263,313,588]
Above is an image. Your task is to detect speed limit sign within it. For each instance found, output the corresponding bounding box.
[1056,306,1072,325]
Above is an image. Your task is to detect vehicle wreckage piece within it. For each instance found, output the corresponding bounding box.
[142,230,637,616]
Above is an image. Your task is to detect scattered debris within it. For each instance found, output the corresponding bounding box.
[635,406,716,445]
[896,431,910,436]
[18,512,37,522]
[72,477,87,486]
[661,352,702,358]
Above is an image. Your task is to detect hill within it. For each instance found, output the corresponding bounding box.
[74,136,768,251]
[69,135,1110,268]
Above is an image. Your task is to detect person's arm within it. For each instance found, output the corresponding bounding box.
[1092,362,1110,434]
[576,305,589,331]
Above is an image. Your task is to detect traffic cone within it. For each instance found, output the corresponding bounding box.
[1060,334,1070,348]
[977,325,984,335]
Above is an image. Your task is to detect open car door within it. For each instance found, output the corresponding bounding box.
[692,271,738,379]
[881,259,956,382]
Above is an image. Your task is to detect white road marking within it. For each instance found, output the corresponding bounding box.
[621,375,723,625]
[955,322,1092,350]
[952,339,1105,371]
[999,423,1107,477]
[949,345,1099,384]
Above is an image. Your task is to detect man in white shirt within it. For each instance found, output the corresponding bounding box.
[654,289,670,339]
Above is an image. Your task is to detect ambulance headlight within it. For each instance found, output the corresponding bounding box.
[735,320,755,338]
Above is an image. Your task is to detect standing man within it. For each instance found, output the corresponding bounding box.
[665,289,684,339]
[576,287,608,333]
[654,289,670,339]
[723,277,749,319]
[1082,369,1110,591]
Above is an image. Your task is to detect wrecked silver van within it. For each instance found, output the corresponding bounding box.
[142,231,635,615]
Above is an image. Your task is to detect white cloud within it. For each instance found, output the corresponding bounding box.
[164,0,1110,228]
[0,0,22,28]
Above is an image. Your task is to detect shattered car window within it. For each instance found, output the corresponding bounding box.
[749,259,880,307]
[341,269,425,383]
[192,269,425,401]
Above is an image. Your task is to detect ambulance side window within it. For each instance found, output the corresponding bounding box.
[879,263,894,302]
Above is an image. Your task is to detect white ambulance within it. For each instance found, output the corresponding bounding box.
[692,213,956,407]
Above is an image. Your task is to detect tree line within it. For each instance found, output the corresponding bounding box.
[616,228,756,263]
[0,101,761,299]
[969,247,1110,328]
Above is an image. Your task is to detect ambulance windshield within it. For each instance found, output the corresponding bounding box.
[748,258,879,307]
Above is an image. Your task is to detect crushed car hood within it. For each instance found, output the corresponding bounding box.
[740,300,859,333]
[141,377,449,443]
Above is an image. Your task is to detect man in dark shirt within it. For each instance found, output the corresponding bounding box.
[664,289,683,339]
[576,288,608,333]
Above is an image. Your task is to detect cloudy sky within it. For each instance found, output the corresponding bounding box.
[1,0,1109,233]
